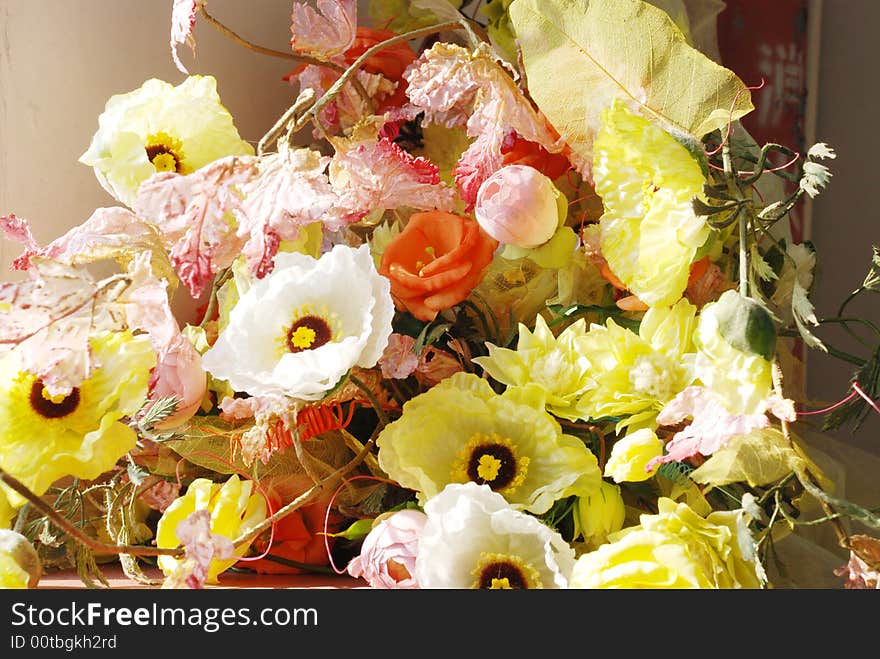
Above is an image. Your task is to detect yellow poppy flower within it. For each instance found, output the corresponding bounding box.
[0,331,155,509]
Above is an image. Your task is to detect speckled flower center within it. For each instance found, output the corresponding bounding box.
[145,132,184,173]
[453,433,529,494]
[29,381,80,419]
[471,552,542,590]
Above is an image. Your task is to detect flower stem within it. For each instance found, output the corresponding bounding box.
[349,373,390,428]
[199,6,344,71]
[0,468,183,558]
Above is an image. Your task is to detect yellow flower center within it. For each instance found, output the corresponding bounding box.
[289,326,317,350]
[145,132,185,174]
[278,305,342,356]
[452,433,529,495]
[471,552,542,589]
[476,454,502,482]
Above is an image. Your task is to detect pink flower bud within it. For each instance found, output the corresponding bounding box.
[148,334,207,429]
[474,164,564,248]
[346,509,427,589]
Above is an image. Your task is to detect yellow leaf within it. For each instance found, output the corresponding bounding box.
[690,428,807,489]
[508,0,753,177]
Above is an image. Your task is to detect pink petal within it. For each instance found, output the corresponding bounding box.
[648,386,770,470]
[170,0,206,74]
[290,0,357,59]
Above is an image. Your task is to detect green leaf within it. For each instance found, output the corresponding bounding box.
[792,279,827,352]
[863,245,880,291]
[324,518,375,541]
[508,0,753,176]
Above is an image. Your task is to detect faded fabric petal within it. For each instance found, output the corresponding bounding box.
[403,42,566,209]
[834,535,880,589]
[236,147,343,277]
[135,155,258,298]
[165,509,235,589]
[329,136,455,222]
[170,0,206,74]
[648,386,770,469]
[290,0,357,59]
[379,333,420,379]
[202,244,394,401]
[0,214,39,269]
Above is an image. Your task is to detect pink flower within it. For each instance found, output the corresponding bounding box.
[147,334,207,430]
[474,165,563,248]
[346,509,427,589]
[379,333,420,379]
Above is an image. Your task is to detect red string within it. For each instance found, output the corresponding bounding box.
[704,77,767,157]
[171,451,277,563]
[796,389,859,416]
[852,382,880,417]
[320,474,408,575]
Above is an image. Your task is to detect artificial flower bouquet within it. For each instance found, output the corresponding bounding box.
[1,0,879,591]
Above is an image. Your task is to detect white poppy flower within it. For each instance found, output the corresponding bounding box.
[201,244,394,400]
[414,482,576,589]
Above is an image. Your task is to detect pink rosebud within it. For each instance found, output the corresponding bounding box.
[346,509,427,589]
[148,334,207,429]
[474,164,564,248]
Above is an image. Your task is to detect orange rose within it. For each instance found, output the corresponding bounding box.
[379,211,498,322]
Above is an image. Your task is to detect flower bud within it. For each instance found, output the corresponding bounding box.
[475,165,566,248]
[346,509,427,589]
[148,334,207,430]
[575,481,626,550]
[0,529,42,589]
[604,428,664,483]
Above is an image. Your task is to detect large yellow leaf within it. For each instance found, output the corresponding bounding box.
[508,0,753,177]
[690,428,817,489]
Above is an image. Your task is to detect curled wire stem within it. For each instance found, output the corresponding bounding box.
[231,436,376,549]
[199,6,345,70]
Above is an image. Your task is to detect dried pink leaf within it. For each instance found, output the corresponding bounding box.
[138,478,181,513]
[236,148,342,277]
[834,535,880,589]
[220,394,301,466]
[403,43,565,208]
[170,0,206,74]
[0,258,131,395]
[290,0,357,59]
[135,155,259,298]
[647,386,770,470]
[329,135,455,222]
[8,207,177,287]
[0,214,39,269]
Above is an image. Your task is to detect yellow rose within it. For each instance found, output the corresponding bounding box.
[570,498,765,589]
[603,428,664,483]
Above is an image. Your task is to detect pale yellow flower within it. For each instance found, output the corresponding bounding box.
[474,314,595,421]
[80,75,254,207]
[0,530,41,589]
[603,428,664,483]
[0,331,155,510]
[570,498,765,589]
